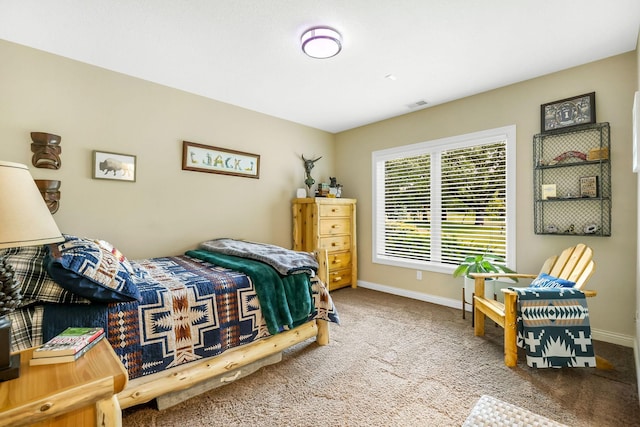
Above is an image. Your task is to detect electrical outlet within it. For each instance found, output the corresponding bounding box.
[416,271,422,280]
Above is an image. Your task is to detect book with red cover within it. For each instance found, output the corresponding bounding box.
[32,327,104,358]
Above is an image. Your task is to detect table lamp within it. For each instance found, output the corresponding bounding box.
[0,160,64,381]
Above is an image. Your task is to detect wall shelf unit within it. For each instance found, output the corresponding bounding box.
[533,122,611,236]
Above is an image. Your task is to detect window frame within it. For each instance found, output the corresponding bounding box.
[371,125,516,274]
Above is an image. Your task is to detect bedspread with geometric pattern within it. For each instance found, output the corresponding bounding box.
[105,255,267,379]
[36,254,338,380]
[511,287,596,368]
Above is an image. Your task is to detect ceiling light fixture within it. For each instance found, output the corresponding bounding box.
[301,27,342,59]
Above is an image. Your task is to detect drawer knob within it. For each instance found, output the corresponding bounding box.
[331,242,337,247]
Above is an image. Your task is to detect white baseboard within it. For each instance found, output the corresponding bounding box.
[357,280,635,348]
[358,280,463,311]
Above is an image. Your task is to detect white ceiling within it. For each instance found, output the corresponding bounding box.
[1,1,639,133]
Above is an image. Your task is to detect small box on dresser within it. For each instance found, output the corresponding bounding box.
[292,198,357,291]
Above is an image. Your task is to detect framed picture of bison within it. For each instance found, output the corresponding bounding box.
[92,150,136,182]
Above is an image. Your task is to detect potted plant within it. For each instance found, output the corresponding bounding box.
[452,252,517,279]
[453,252,517,318]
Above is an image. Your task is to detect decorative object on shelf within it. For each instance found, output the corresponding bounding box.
[579,175,598,198]
[633,91,640,173]
[541,92,596,132]
[329,177,343,198]
[547,150,587,165]
[92,151,137,182]
[0,161,64,381]
[545,224,559,234]
[34,180,61,214]
[541,184,556,200]
[587,147,609,161]
[583,223,599,234]
[182,141,259,179]
[296,188,307,198]
[301,155,322,196]
[30,132,62,169]
[564,224,576,234]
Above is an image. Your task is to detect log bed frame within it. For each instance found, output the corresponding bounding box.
[116,249,331,411]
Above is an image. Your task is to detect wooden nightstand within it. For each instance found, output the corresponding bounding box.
[0,339,128,427]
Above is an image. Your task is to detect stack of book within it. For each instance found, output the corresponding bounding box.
[315,183,331,197]
[29,327,105,366]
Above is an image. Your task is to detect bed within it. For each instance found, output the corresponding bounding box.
[4,235,339,411]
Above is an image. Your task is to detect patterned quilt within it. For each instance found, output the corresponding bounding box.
[510,287,596,368]
[13,254,339,380]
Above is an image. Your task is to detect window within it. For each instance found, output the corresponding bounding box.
[372,125,516,274]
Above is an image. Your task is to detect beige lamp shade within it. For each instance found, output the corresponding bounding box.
[0,161,64,249]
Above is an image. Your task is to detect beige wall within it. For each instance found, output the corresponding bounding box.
[0,40,335,259]
[636,31,640,375]
[336,52,638,344]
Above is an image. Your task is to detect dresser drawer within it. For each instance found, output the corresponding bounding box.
[328,268,352,290]
[319,204,352,217]
[328,251,351,270]
[319,235,351,252]
[319,218,351,236]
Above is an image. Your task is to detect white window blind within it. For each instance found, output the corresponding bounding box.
[372,125,516,273]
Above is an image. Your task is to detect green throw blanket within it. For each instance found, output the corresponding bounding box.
[186,249,313,335]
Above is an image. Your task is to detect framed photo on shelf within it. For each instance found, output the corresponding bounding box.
[579,176,598,198]
[182,141,260,179]
[541,92,596,132]
[92,151,136,182]
[541,184,556,200]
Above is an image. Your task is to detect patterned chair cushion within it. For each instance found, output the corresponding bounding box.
[0,245,90,306]
[529,272,575,288]
[44,235,141,303]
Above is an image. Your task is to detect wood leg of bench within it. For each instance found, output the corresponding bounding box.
[504,292,518,367]
[473,299,485,337]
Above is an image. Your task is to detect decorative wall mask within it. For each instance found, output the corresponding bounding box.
[30,132,62,169]
[34,180,61,214]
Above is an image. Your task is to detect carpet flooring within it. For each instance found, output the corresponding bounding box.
[122,287,639,426]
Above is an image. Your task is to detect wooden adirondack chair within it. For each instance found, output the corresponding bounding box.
[472,243,609,368]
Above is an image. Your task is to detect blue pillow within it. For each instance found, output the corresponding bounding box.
[529,273,576,288]
[44,235,141,303]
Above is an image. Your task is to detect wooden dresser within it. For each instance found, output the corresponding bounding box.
[292,198,357,291]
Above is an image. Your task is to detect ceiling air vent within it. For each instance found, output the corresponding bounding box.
[407,100,428,109]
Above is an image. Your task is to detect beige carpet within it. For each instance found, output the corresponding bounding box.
[122,287,639,426]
